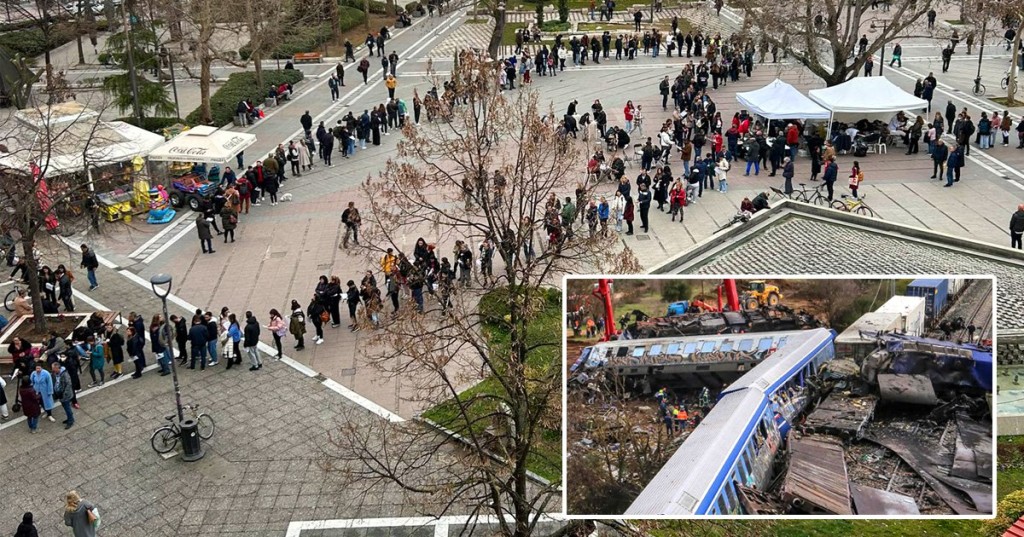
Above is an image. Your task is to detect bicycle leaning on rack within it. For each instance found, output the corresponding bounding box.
[973,76,986,96]
[831,194,876,217]
[1001,72,1018,95]
[150,404,215,454]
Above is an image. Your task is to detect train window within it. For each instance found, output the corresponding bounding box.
[778,336,789,347]
[758,338,773,351]
[716,495,728,515]
[616,347,628,357]
[666,343,680,355]
[701,341,717,353]
[632,347,645,358]
[725,481,740,514]
[683,342,697,356]
[738,339,754,352]
[758,418,769,440]
[650,344,663,356]
[721,340,734,352]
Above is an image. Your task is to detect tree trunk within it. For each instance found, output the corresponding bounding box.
[1010,18,1024,104]
[21,236,47,333]
[386,0,395,16]
[364,0,371,30]
[487,7,505,60]
[254,50,264,89]
[200,54,212,123]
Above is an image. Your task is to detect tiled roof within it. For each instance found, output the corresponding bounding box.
[651,201,1024,330]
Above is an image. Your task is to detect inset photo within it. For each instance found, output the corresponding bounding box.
[565,277,994,517]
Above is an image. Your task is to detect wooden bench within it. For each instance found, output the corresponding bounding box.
[292,52,323,64]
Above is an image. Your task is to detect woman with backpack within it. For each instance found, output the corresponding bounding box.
[849,160,863,198]
[266,309,286,359]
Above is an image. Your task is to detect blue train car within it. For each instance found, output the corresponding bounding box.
[905,278,949,321]
[624,328,837,516]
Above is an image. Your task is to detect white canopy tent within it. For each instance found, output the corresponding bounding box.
[0,102,165,177]
[147,125,256,165]
[808,77,928,124]
[735,79,832,121]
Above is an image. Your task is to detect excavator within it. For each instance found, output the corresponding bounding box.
[741,280,783,310]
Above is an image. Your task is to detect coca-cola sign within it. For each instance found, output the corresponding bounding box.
[168,147,210,156]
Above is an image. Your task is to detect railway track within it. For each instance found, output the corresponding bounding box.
[929,280,993,343]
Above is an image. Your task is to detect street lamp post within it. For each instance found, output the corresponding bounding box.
[160,46,180,119]
[976,18,987,83]
[149,273,204,462]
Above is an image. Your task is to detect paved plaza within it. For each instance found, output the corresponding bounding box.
[3,0,1024,533]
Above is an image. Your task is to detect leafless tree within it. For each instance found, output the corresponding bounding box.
[983,0,1024,102]
[0,96,120,332]
[733,0,935,86]
[323,54,641,537]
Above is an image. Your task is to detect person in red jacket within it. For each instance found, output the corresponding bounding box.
[785,122,800,160]
[19,377,43,433]
[623,100,635,133]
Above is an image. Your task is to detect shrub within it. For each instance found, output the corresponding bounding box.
[337,5,367,31]
[0,28,53,58]
[983,490,1024,537]
[661,281,692,303]
[557,0,569,23]
[541,20,569,31]
[116,116,185,132]
[340,0,387,14]
[184,69,304,126]
[404,1,421,12]
[535,2,543,26]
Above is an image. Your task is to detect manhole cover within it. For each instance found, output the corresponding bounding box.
[269,252,288,259]
[103,413,128,426]
[636,235,651,240]
[341,368,356,375]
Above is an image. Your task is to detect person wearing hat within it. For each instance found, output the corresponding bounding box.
[15,512,38,537]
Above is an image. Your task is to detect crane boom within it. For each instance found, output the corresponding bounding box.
[593,278,617,341]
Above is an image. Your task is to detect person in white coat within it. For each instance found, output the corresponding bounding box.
[611,190,626,232]
[716,154,730,192]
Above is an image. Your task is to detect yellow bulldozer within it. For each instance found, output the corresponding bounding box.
[740,280,782,310]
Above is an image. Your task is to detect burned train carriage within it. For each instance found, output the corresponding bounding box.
[624,328,837,515]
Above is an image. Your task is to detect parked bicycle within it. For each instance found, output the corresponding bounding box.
[1001,72,1018,95]
[790,183,831,206]
[150,404,215,454]
[3,284,27,313]
[831,194,876,217]
[973,76,986,96]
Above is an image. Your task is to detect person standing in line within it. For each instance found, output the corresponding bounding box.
[79,244,98,291]
[307,295,326,345]
[103,322,124,379]
[126,325,146,379]
[1010,204,1024,250]
[822,156,838,201]
[289,300,307,350]
[226,313,242,368]
[52,361,74,429]
[27,363,56,423]
[149,315,170,376]
[637,184,651,233]
[346,280,362,330]
[204,311,219,367]
[267,309,286,359]
[782,156,794,195]
[171,315,188,365]
[18,377,41,433]
[64,491,99,537]
[244,311,262,370]
[187,316,208,370]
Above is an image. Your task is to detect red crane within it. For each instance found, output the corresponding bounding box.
[593,278,618,341]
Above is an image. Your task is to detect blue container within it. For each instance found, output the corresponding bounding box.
[905,278,949,321]
[667,301,690,316]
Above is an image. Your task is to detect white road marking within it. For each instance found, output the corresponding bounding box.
[128,213,195,259]
[142,219,197,265]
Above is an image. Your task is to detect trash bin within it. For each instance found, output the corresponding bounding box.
[179,418,205,462]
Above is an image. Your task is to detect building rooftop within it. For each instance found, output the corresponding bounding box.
[651,201,1024,330]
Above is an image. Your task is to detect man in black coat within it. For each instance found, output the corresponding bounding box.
[1011,204,1024,250]
[822,157,838,201]
[244,311,262,370]
[187,316,208,370]
[300,111,313,136]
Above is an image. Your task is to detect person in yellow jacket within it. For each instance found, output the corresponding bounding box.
[381,248,397,281]
[385,74,397,100]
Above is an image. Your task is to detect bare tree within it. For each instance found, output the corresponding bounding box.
[0,97,120,332]
[734,0,934,86]
[324,54,641,537]
[984,0,1024,102]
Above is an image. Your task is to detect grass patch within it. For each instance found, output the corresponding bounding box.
[541,20,571,32]
[772,520,981,536]
[501,21,527,46]
[421,287,562,483]
[576,17,692,35]
[991,96,1023,106]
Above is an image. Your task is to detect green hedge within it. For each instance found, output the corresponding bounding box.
[404,1,422,12]
[116,116,185,132]
[340,0,388,15]
[185,69,304,126]
[0,20,111,58]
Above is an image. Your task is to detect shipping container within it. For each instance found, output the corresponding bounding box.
[904,278,949,323]
[875,295,927,336]
[835,311,902,360]
[948,278,966,297]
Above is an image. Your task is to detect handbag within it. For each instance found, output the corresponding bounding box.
[319,310,330,323]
